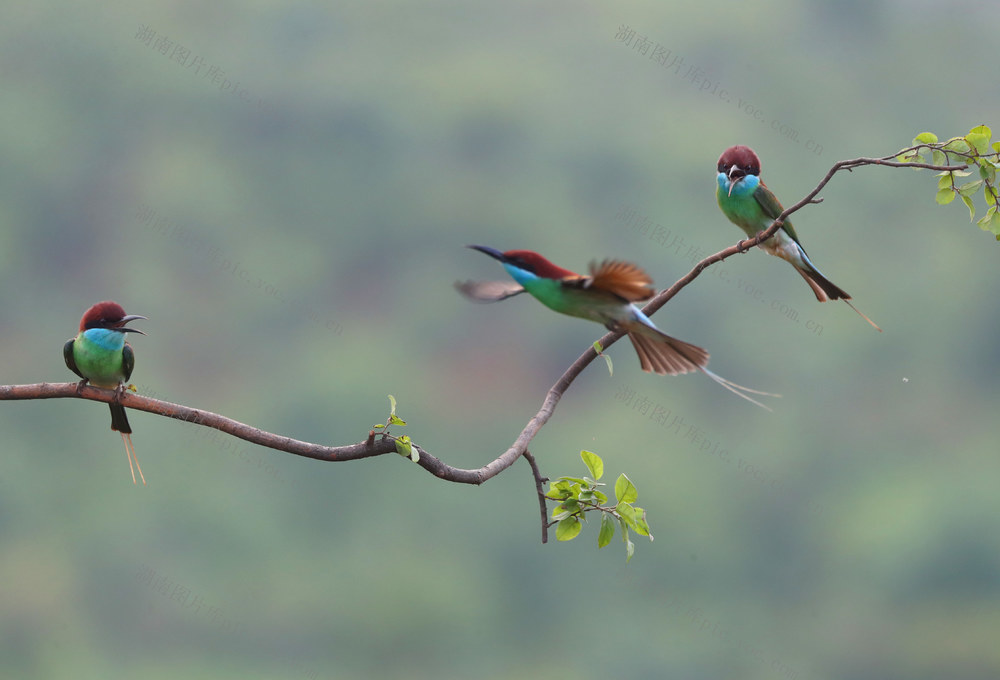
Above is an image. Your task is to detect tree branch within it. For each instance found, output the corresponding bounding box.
[0,147,968,542]
[0,381,564,489]
[0,382,483,482]
[523,451,549,544]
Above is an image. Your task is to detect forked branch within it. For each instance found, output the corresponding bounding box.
[0,147,969,539]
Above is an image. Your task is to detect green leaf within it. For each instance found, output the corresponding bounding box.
[977,206,1000,237]
[394,434,417,462]
[389,414,407,427]
[598,514,615,548]
[992,142,1000,154]
[937,173,953,189]
[914,132,938,145]
[970,124,992,139]
[559,499,581,516]
[931,149,947,167]
[593,341,613,376]
[581,450,604,481]
[988,185,1000,207]
[387,394,397,416]
[958,180,984,197]
[961,193,977,222]
[936,187,956,205]
[617,502,638,531]
[614,473,639,504]
[625,538,635,562]
[593,489,609,505]
[555,516,582,541]
[372,423,384,429]
[553,479,586,499]
[546,480,577,499]
[979,162,996,184]
[944,138,971,154]
[632,507,653,539]
[967,132,991,155]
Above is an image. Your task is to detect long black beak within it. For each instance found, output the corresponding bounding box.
[466,244,507,263]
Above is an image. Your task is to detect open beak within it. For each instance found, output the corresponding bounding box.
[466,244,507,263]
[727,166,744,197]
[116,314,147,335]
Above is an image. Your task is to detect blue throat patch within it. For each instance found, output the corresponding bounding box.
[81,328,127,351]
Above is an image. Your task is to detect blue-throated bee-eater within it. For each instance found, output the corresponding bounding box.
[64,301,147,484]
[716,145,880,331]
[456,245,776,408]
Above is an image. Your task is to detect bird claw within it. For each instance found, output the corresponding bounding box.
[74,378,90,396]
[113,383,129,404]
[736,239,752,254]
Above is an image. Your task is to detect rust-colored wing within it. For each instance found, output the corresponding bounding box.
[585,259,656,302]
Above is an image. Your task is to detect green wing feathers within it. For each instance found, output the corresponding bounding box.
[754,183,802,244]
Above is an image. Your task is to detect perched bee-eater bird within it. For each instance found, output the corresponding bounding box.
[456,246,775,408]
[64,301,148,484]
[716,145,880,331]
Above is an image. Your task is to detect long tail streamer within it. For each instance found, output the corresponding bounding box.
[700,367,781,411]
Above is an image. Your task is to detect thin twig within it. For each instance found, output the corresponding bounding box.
[522,450,549,543]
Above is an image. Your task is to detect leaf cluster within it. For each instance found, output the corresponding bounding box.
[371,395,418,463]
[546,450,653,562]
[897,126,1000,237]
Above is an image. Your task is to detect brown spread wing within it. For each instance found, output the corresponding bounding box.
[585,259,656,302]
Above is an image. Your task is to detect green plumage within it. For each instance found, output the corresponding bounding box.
[64,332,136,434]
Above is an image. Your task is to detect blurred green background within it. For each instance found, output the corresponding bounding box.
[2,2,999,678]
